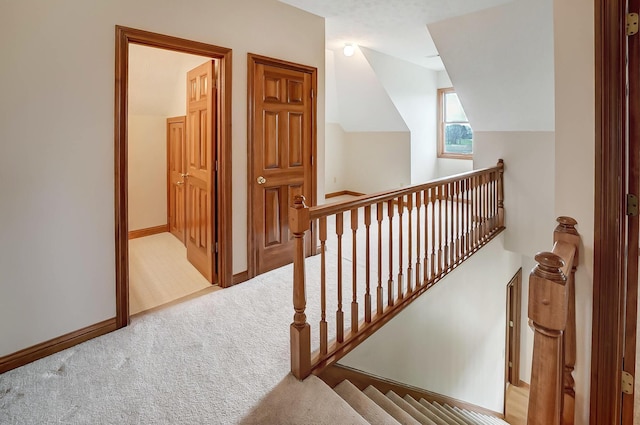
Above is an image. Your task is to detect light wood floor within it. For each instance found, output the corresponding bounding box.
[505,383,529,425]
[129,232,219,315]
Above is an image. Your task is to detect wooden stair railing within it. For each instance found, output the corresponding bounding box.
[289,160,505,380]
[527,217,579,425]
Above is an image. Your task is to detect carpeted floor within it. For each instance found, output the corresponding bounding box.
[0,261,337,424]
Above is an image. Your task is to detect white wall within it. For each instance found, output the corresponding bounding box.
[343,132,411,194]
[339,234,521,412]
[324,123,347,195]
[361,48,440,184]
[553,1,595,423]
[0,0,324,357]
[128,115,168,231]
[473,131,556,258]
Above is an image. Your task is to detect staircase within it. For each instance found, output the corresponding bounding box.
[333,379,509,425]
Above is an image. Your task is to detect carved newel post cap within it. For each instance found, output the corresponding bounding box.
[557,216,577,226]
[534,251,566,282]
[293,195,307,208]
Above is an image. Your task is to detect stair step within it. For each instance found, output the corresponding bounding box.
[363,385,421,425]
[451,407,489,425]
[385,390,438,425]
[418,399,467,425]
[334,380,401,425]
[402,395,450,425]
[454,407,509,425]
[439,402,476,425]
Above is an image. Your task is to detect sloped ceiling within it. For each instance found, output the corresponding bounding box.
[280,0,516,69]
[327,47,408,132]
[427,0,554,131]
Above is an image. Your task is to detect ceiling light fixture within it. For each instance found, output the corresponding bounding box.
[343,43,355,57]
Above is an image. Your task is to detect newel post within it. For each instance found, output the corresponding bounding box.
[289,195,311,380]
[555,217,579,425]
[527,252,567,425]
[497,159,505,228]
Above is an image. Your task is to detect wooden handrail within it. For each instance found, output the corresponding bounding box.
[290,160,505,380]
[527,217,579,425]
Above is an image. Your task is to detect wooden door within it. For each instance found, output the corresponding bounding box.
[249,56,316,275]
[505,269,522,387]
[167,116,186,244]
[623,0,640,421]
[185,61,217,283]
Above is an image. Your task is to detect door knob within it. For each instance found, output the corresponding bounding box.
[257,176,267,185]
[181,173,189,178]
[176,181,184,186]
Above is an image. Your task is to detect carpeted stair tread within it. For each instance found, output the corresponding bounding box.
[458,408,495,425]
[239,375,369,425]
[452,407,489,425]
[334,380,401,425]
[385,390,438,425]
[363,385,421,425]
[419,399,467,425]
[440,403,476,425]
[403,395,450,425]
[456,407,508,425]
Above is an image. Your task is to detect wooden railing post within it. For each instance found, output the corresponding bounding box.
[497,159,505,228]
[554,217,579,425]
[289,195,311,380]
[527,252,567,425]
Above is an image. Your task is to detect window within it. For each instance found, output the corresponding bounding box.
[437,87,473,159]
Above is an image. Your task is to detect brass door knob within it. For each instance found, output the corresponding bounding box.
[257,176,267,185]
[176,181,184,186]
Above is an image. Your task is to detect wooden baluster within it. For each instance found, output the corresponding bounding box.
[449,182,455,266]
[289,195,311,379]
[415,192,422,288]
[319,216,328,356]
[466,177,471,253]
[474,175,480,248]
[527,252,567,425]
[377,202,384,315]
[461,179,466,255]
[397,195,405,299]
[497,159,505,228]
[407,193,414,293]
[387,199,395,306]
[364,205,372,323]
[351,208,359,333]
[437,185,444,275]
[443,184,449,271]
[336,212,344,343]
[431,187,437,279]
[493,171,498,229]
[423,189,430,285]
[555,216,579,425]
[455,180,460,263]
[484,173,489,238]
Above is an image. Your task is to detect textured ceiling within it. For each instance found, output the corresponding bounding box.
[280,0,517,69]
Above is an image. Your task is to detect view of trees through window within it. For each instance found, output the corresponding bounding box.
[438,88,473,158]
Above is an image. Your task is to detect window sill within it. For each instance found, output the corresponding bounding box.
[438,152,473,160]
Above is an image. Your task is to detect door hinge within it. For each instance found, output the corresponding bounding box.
[212,243,219,254]
[508,361,513,368]
[215,160,219,172]
[509,320,514,328]
[627,13,639,36]
[627,194,638,216]
[622,371,634,394]
[311,88,314,99]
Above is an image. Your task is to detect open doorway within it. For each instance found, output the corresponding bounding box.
[114,26,233,328]
[127,44,219,315]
